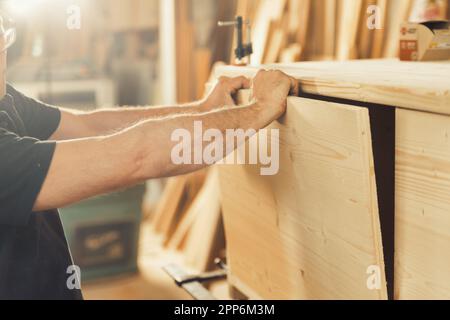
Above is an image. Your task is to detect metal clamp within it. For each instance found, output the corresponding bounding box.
[218,16,253,63]
[163,259,228,300]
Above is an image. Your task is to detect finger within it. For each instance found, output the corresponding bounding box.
[217,76,230,86]
[228,76,251,93]
[289,77,299,96]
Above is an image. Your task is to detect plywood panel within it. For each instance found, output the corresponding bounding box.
[213,60,450,115]
[219,96,387,299]
[395,109,450,300]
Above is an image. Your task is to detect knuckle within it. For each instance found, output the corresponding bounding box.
[275,70,283,75]
[218,76,229,84]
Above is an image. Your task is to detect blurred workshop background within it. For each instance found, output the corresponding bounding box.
[1,0,448,300]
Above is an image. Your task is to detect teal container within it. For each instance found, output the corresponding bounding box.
[60,184,145,282]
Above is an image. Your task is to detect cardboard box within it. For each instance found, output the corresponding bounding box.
[400,20,450,61]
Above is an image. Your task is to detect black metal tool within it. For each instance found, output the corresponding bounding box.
[218,16,253,64]
[163,259,228,300]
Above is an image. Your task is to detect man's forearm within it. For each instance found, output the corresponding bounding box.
[114,100,272,179]
[35,101,272,211]
[82,101,208,134]
[53,101,214,140]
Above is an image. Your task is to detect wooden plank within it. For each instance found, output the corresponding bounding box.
[295,0,311,57]
[357,0,378,59]
[219,95,387,299]
[323,0,337,59]
[448,0,450,19]
[335,0,363,60]
[305,0,336,60]
[183,169,224,272]
[371,0,388,58]
[395,109,450,300]
[263,21,287,63]
[280,44,302,63]
[176,0,196,103]
[163,170,207,246]
[382,0,413,58]
[213,60,450,115]
[251,0,287,65]
[195,49,213,99]
[152,176,188,235]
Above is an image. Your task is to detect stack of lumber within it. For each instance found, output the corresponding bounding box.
[151,169,225,273]
[230,0,450,64]
[175,0,237,103]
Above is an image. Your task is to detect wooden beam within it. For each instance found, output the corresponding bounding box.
[213,60,450,116]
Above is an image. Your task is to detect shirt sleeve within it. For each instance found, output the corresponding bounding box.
[0,129,56,227]
[7,84,61,140]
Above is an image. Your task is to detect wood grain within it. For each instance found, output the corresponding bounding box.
[382,0,413,58]
[335,0,363,60]
[251,0,287,65]
[183,169,223,272]
[219,95,387,299]
[213,60,450,115]
[395,109,450,300]
[152,176,188,235]
[371,0,388,58]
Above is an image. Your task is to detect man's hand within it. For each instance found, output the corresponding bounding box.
[201,76,251,110]
[252,70,299,119]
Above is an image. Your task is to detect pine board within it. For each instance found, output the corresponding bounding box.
[382,0,413,58]
[395,109,450,299]
[335,0,363,60]
[213,60,450,115]
[219,95,387,299]
[371,0,388,58]
[183,169,223,272]
[251,0,287,65]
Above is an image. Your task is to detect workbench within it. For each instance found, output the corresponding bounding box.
[212,59,450,300]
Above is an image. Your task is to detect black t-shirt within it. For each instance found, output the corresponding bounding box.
[0,84,83,300]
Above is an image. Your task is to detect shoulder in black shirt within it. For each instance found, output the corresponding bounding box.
[0,85,83,300]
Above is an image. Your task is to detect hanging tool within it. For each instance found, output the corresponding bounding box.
[218,16,253,65]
